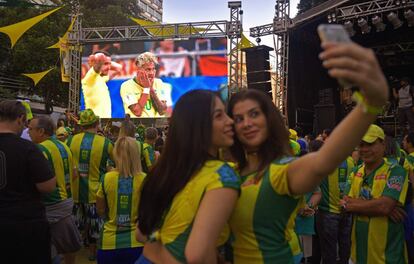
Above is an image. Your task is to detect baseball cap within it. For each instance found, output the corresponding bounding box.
[362,124,385,143]
[56,127,68,137]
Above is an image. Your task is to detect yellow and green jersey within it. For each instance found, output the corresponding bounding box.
[67,132,113,203]
[229,157,303,264]
[96,171,145,250]
[402,152,414,204]
[142,142,155,173]
[37,138,73,205]
[289,140,300,156]
[319,156,355,214]
[120,78,167,118]
[153,160,240,263]
[81,67,111,118]
[346,159,409,264]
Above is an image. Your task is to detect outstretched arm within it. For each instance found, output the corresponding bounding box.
[287,42,389,195]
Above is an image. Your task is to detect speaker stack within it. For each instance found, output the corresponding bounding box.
[242,45,274,98]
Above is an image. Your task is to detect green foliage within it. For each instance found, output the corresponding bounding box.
[297,0,330,15]
[0,0,143,106]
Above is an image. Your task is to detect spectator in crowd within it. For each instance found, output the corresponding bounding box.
[20,100,33,141]
[0,100,55,263]
[120,52,169,118]
[142,127,158,173]
[342,124,409,263]
[315,136,354,264]
[29,116,82,264]
[226,40,389,263]
[56,126,69,143]
[66,108,114,261]
[156,40,191,77]
[96,136,145,264]
[393,77,414,133]
[401,132,414,263]
[136,90,239,263]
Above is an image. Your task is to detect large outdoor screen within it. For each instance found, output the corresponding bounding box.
[80,38,228,118]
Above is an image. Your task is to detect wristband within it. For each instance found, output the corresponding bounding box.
[352,91,383,115]
[143,88,150,94]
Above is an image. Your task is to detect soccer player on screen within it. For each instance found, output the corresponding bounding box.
[81,51,121,118]
[120,52,169,118]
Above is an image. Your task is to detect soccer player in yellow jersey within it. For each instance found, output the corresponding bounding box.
[28,116,81,264]
[82,51,122,118]
[96,137,145,263]
[227,41,390,263]
[341,125,409,264]
[120,52,169,118]
[136,90,240,263]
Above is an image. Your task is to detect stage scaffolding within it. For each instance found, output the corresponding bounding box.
[250,0,291,118]
[67,2,242,113]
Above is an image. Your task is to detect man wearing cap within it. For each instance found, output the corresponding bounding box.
[29,116,81,264]
[341,124,409,264]
[56,126,69,143]
[66,108,114,260]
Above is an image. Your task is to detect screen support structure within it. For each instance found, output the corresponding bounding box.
[250,0,291,119]
[67,2,242,114]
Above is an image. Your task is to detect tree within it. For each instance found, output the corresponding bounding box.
[297,0,330,15]
[0,0,144,106]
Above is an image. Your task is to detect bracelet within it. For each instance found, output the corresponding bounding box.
[143,88,150,94]
[352,91,383,115]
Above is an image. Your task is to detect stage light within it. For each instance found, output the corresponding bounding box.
[228,1,242,8]
[358,18,371,34]
[344,20,355,36]
[331,13,337,22]
[396,0,401,5]
[372,15,386,32]
[387,12,403,29]
[256,37,261,44]
[404,9,414,27]
[327,14,332,23]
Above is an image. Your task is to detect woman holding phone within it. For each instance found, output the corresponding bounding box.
[227,40,389,263]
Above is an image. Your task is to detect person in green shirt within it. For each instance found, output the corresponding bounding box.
[342,125,409,264]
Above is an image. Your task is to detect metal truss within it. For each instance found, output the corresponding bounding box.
[372,41,414,54]
[77,21,229,44]
[250,0,290,118]
[68,12,82,113]
[332,0,414,21]
[67,4,242,113]
[227,1,242,95]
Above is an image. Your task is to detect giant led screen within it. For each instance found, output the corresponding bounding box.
[80,38,228,118]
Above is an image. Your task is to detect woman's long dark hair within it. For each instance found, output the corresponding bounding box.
[228,89,291,173]
[138,90,219,235]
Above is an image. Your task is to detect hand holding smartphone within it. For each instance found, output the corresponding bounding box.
[317,24,353,89]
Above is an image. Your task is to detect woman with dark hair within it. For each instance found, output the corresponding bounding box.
[227,42,389,263]
[136,90,240,263]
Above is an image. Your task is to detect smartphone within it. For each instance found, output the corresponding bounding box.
[317,24,353,88]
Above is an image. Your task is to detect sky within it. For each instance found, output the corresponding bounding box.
[163,0,300,48]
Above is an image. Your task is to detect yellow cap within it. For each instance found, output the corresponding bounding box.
[56,127,68,136]
[362,124,385,143]
[289,129,298,140]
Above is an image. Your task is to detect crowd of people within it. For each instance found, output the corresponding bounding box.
[0,41,413,264]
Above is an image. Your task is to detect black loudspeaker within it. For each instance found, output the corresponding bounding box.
[314,104,336,134]
[242,45,274,96]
